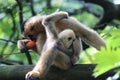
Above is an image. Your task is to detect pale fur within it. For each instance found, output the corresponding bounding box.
[17,11,106,79]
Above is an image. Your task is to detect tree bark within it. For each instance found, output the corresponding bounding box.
[0,64,116,80]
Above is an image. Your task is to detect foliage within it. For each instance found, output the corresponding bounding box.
[0,2,120,79]
[93,27,120,79]
[0,0,120,79]
[0,0,16,11]
[0,0,101,65]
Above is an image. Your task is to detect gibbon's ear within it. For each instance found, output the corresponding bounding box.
[21,20,28,32]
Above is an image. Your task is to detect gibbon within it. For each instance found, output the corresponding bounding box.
[17,11,106,79]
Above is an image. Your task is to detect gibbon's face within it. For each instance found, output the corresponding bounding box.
[21,16,46,40]
[59,29,76,48]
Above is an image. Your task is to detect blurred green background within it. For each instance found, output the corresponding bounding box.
[0,0,120,79]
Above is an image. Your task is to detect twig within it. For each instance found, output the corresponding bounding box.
[16,0,33,64]
[25,51,33,64]
[0,11,16,55]
[46,0,52,9]
[0,60,24,65]
[0,60,14,65]
[0,39,16,44]
[16,0,23,26]
[29,0,36,16]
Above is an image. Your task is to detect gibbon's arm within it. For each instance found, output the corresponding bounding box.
[36,33,46,54]
[55,17,106,50]
[41,12,73,55]
[20,11,106,51]
[70,38,82,63]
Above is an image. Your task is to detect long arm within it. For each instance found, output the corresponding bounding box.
[56,17,106,50]
[42,12,74,55]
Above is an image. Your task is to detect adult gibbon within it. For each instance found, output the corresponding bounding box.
[17,11,106,79]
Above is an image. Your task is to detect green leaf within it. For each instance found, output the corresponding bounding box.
[93,47,120,77]
[93,27,120,77]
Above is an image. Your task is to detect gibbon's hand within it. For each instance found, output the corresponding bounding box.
[17,39,31,53]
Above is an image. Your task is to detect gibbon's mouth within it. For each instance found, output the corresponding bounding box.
[28,35,36,41]
[22,35,36,41]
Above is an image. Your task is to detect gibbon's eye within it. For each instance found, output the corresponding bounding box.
[68,37,72,41]
[30,26,34,31]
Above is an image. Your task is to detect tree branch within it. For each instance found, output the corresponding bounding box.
[0,64,116,80]
[84,0,116,30]
[25,51,33,64]
[29,0,36,16]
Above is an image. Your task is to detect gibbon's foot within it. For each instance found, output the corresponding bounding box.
[26,71,40,80]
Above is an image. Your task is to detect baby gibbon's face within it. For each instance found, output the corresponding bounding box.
[21,16,46,40]
[59,29,76,48]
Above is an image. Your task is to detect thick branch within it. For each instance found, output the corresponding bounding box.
[0,64,116,80]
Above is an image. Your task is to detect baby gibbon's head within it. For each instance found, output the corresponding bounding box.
[21,16,46,40]
[59,29,76,48]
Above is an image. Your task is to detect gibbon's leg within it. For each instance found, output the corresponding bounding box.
[26,11,72,79]
[26,48,58,80]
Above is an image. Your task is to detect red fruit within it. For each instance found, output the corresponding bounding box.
[26,41,36,49]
